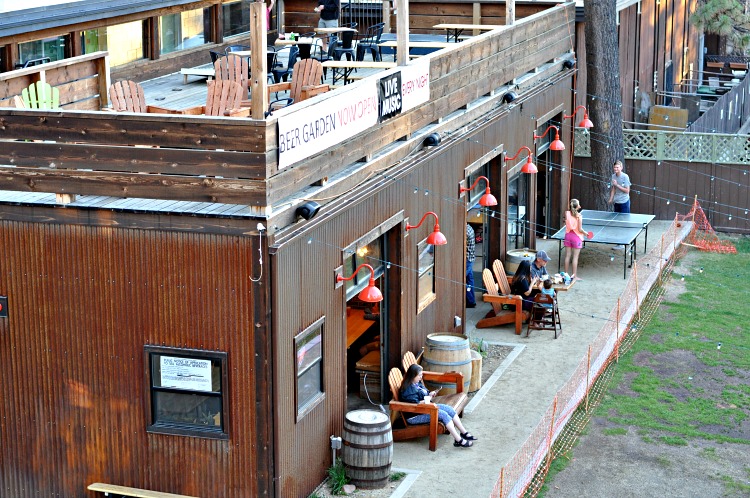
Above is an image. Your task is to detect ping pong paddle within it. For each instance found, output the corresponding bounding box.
[587,231,594,239]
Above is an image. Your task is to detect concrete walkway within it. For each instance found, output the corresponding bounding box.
[389,221,675,498]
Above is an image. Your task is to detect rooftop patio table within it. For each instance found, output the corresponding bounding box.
[432,23,502,43]
[321,60,396,85]
[275,37,316,59]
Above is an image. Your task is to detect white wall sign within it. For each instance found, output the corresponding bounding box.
[160,356,213,392]
[277,60,430,169]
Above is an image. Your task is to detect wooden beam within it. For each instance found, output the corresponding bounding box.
[0,167,268,205]
[250,2,269,120]
[395,0,410,66]
[506,0,516,25]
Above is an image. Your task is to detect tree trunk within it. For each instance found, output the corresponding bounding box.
[584,0,624,210]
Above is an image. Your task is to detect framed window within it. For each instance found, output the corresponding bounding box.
[508,173,528,249]
[295,317,325,421]
[82,20,146,67]
[343,238,384,300]
[417,238,436,311]
[145,346,228,439]
[159,8,210,55]
[222,0,252,36]
[17,35,65,68]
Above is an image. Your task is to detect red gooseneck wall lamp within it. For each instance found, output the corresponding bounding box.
[459,176,497,207]
[533,125,566,151]
[563,105,594,130]
[505,146,537,174]
[405,211,448,246]
[336,263,383,303]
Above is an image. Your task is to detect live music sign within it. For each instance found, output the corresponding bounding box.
[277,60,430,169]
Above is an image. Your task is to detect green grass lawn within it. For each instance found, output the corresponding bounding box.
[600,237,750,444]
[539,236,750,496]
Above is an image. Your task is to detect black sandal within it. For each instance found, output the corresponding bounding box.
[461,432,478,441]
[454,438,473,448]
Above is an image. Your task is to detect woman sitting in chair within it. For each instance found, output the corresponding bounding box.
[510,259,542,315]
[399,364,477,448]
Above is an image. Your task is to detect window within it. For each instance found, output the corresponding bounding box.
[82,21,146,67]
[160,8,210,55]
[508,173,528,249]
[343,238,384,300]
[223,0,252,36]
[17,35,65,68]
[145,346,228,439]
[417,238,436,311]
[295,317,325,420]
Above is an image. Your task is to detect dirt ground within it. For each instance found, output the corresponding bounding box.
[544,251,750,498]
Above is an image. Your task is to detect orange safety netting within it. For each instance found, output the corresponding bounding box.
[676,198,737,254]
[490,219,692,498]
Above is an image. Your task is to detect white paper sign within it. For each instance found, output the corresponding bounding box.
[277,60,430,169]
[160,356,213,392]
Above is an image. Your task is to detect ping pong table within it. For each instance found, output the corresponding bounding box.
[550,210,656,278]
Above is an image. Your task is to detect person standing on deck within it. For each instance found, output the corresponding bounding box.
[314,0,339,28]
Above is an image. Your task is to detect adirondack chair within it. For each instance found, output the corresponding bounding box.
[401,351,468,416]
[180,79,250,117]
[109,80,180,113]
[21,81,59,109]
[267,58,329,106]
[213,54,251,105]
[476,260,524,334]
[387,367,442,451]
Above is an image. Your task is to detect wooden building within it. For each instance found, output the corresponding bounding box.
[0,1,577,496]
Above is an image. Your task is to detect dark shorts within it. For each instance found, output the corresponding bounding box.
[614,200,631,213]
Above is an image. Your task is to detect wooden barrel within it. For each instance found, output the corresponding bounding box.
[421,333,472,394]
[505,248,535,275]
[469,349,483,391]
[342,410,393,489]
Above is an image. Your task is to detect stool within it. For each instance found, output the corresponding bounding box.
[355,350,381,402]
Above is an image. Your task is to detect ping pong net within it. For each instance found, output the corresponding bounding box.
[677,198,737,254]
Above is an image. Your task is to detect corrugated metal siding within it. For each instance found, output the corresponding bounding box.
[0,221,263,497]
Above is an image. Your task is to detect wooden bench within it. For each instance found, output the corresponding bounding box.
[180,65,215,84]
[88,483,198,498]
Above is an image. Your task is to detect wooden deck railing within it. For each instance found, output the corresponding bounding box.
[0,52,110,110]
[0,4,575,206]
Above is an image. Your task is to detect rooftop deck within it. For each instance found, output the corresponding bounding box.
[0,3,576,234]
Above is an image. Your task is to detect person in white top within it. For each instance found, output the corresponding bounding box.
[608,160,631,213]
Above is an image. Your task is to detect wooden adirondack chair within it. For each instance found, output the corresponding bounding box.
[214,54,250,103]
[179,79,250,117]
[267,58,329,105]
[388,368,442,451]
[109,80,180,113]
[21,81,59,109]
[401,351,468,416]
[476,260,523,334]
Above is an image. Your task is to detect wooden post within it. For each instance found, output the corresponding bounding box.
[383,0,391,34]
[473,3,482,35]
[395,0,409,66]
[658,235,664,285]
[544,396,558,472]
[633,261,640,320]
[584,347,591,412]
[499,467,504,498]
[506,0,515,25]
[615,298,620,362]
[250,2,269,120]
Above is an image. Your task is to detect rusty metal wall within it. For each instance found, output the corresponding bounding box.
[0,221,267,497]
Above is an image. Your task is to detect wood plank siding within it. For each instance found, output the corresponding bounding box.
[0,221,272,496]
[0,4,576,209]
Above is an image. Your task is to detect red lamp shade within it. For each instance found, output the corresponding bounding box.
[506,146,537,174]
[520,155,538,174]
[579,112,594,130]
[459,176,498,207]
[336,263,383,303]
[406,212,447,246]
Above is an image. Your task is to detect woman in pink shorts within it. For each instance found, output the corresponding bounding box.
[564,199,587,280]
